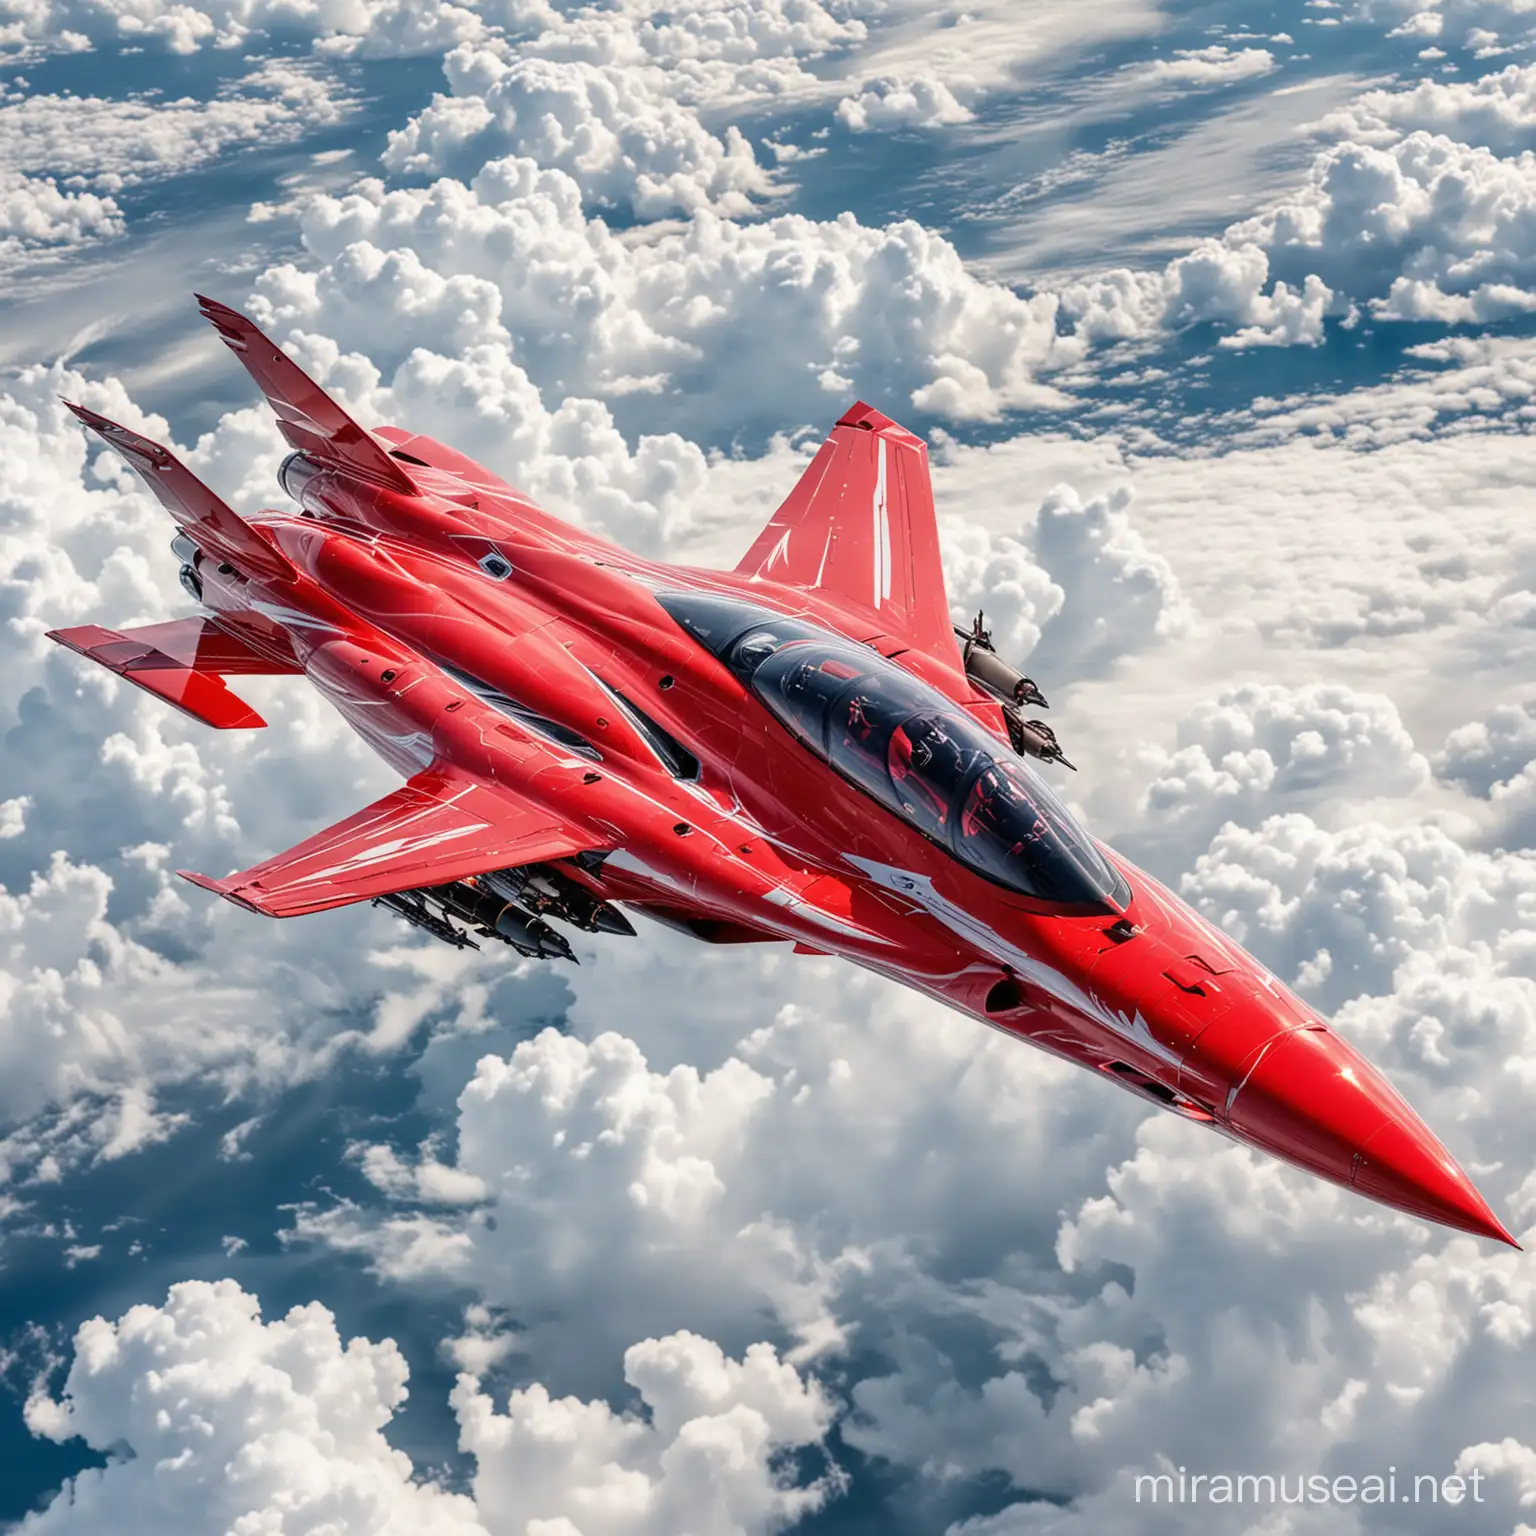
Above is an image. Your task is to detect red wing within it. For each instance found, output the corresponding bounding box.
[46,618,299,730]
[735,402,964,682]
[180,767,598,918]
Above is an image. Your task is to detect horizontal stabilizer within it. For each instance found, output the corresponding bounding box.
[180,765,599,918]
[196,295,419,495]
[64,403,292,584]
[47,620,282,729]
[55,616,300,675]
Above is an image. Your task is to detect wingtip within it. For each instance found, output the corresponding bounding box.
[62,398,104,428]
[194,292,245,328]
[178,869,272,916]
[63,400,130,440]
[176,869,223,894]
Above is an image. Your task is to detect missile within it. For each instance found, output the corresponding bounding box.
[430,881,577,962]
[373,891,479,949]
[955,613,1049,710]
[480,866,635,936]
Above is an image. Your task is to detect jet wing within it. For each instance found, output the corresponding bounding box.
[735,402,965,683]
[179,767,598,918]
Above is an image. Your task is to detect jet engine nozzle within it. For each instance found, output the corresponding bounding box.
[278,451,323,506]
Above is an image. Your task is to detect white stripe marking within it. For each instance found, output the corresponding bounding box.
[872,436,890,605]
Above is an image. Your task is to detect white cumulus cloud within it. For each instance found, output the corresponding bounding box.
[457,1330,843,1536]
[22,1279,485,1535]
[835,72,974,132]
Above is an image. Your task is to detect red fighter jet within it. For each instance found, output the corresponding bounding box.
[49,295,1516,1246]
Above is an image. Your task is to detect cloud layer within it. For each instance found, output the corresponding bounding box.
[7,6,1536,1536]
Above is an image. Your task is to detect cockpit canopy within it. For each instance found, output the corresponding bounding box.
[659,593,1127,909]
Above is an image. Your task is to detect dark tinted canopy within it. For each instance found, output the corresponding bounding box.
[659,593,1124,908]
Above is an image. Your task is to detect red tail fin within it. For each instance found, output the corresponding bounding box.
[64,402,293,584]
[195,294,419,495]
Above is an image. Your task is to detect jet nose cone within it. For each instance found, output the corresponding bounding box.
[1354,1118,1519,1247]
[1224,1026,1518,1246]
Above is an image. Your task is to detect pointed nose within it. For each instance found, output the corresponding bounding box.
[1353,1118,1518,1245]
[1223,1026,1518,1246]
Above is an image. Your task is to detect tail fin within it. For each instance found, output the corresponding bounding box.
[195,294,419,495]
[65,403,293,584]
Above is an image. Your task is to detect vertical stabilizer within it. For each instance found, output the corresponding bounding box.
[195,294,420,494]
[65,402,292,583]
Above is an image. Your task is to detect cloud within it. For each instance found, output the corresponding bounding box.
[20,1277,843,1536]
[233,52,1536,445]
[0,170,120,254]
[456,1330,844,1535]
[486,0,873,105]
[21,1279,486,1534]
[1027,483,1192,681]
[383,49,773,217]
[1050,68,1536,349]
[0,796,29,838]
[1241,132,1536,324]
[1179,813,1536,1022]
[1058,240,1331,354]
[1432,699,1536,851]
[254,165,1075,434]
[0,846,350,1169]
[1437,701,1536,796]
[287,976,1146,1392]
[1126,44,1277,88]
[1389,6,1446,36]
[939,512,1064,663]
[1128,682,1432,867]
[938,479,1187,682]
[1316,62,1536,151]
[835,73,974,132]
[2,0,485,58]
[0,60,355,194]
[851,0,1160,101]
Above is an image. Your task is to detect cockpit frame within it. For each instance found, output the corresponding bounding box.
[660,593,1128,911]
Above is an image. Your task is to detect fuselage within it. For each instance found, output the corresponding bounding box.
[188,439,1512,1245]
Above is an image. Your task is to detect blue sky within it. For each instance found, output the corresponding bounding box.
[3,0,1536,1533]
